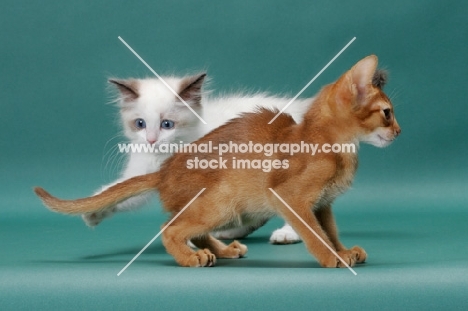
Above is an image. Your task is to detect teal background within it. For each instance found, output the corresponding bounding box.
[1,0,467,310]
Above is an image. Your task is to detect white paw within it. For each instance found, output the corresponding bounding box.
[269,225,301,244]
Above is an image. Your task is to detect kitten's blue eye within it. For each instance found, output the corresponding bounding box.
[134,118,146,129]
[161,119,175,129]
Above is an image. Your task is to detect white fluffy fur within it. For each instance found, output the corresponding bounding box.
[84,75,312,242]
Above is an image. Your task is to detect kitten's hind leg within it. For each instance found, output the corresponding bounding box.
[162,221,216,267]
[191,235,247,259]
[162,196,247,267]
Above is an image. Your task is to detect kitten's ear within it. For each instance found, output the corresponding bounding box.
[109,79,139,101]
[335,55,378,106]
[351,55,378,97]
[178,73,207,106]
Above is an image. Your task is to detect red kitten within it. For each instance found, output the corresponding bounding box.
[35,55,400,268]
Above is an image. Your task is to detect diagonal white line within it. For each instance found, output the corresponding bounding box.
[268,37,356,124]
[117,188,206,276]
[268,188,357,275]
[118,36,207,125]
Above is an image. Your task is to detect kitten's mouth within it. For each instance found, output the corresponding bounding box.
[377,135,391,142]
[154,139,169,146]
[377,135,394,146]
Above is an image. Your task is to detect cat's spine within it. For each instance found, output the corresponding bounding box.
[34,173,160,215]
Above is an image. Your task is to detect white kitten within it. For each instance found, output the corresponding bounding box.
[84,73,305,243]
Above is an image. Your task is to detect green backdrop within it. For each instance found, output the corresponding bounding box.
[1,1,467,310]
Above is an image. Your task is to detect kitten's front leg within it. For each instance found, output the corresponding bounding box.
[82,153,158,227]
[270,192,360,268]
[82,181,153,227]
[315,205,367,263]
[314,205,346,251]
[81,180,122,227]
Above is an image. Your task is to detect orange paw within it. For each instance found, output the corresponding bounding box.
[350,245,367,264]
[321,249,361,268]
[185,249,216,267]
[218,240,248,258]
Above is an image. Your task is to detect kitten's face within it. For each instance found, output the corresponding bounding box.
[121,78,200,145]
[335,56,401,148]
[111,74,206,146]
[358,92,401,148]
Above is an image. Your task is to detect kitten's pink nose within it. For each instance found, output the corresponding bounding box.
[394,122,401,137]
[146,132,158,145]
